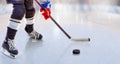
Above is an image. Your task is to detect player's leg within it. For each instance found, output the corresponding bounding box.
[24,0,43,40]
[2,0,25,57]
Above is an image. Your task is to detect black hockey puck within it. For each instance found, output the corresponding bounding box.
[73,49,80,55]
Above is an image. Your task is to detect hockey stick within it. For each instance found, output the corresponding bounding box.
[35,0,90,41]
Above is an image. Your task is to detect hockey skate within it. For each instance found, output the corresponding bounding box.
[1,39,18,59]
[28,31,43,40]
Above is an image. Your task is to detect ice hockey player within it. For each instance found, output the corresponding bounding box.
[2,0,51,58]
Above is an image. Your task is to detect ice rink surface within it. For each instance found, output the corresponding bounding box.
[0,2,120,64]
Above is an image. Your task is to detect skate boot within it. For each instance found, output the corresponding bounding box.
[25,24,43,40]
[2,39,18,58]
[28,31,43,40]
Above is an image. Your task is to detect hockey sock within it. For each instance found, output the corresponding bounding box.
[5,20,20,41]
[25,24,34,33]
[25,19,34,33]
[5,27,17,40]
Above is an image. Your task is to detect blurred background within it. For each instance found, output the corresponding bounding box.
[1,0,120,13]
[0,0,120,28]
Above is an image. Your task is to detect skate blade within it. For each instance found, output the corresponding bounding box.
[1,48,16,59]
[29,38,39,42]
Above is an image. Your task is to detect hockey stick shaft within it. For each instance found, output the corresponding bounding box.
[35,0,71,39]
[50,17,71,39]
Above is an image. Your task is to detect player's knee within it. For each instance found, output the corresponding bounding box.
[11,4,26,20]
[26,8,35,18]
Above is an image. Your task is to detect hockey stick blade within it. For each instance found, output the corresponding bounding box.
[71,38,90,41]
